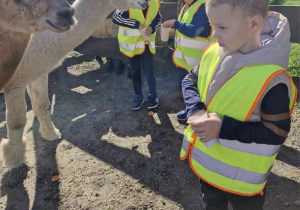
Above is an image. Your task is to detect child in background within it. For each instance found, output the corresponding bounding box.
[112,0,161,111]
[162,0,214,120]
[180,0,298,209]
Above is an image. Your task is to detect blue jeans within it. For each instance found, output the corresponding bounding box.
[200,180,266,210]
[128,46,157,101]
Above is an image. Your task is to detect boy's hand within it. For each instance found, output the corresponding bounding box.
[139,23,146,30]
[145,26,153,36]
[162,19,176,28]
[190,113,222,142]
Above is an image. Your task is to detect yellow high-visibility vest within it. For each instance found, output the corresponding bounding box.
[181,43,298,196]
[173,0,215,72]
[118,0,160,58]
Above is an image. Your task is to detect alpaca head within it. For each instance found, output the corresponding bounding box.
[25,0,75,33]
[109,0,148,10]
[0,0,75,34]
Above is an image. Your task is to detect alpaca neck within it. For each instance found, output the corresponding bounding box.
[73,0,114,22]
[58,0,116,53]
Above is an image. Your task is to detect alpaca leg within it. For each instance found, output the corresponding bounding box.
[27,75,61,141]
[1,87,27,169]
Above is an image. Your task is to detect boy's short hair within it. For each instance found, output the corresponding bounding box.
[206,0,269,19]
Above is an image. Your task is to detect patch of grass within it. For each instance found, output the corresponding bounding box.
[270,0,300,5]
[288,43,300,76]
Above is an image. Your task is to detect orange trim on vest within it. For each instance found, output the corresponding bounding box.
[245,69,286,121]
[144,0,160,25]
[285,71,298,114]
[201,42,217,61]
[144,1,151,24]
[120,46,146,58]
[178,5,188,21]
[172,46,190,72]
[199,25,214,40]
[180,142,191,160]
[194,3,213,41]
[188,135,265,196]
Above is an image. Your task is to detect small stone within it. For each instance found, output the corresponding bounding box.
[284,202,289,207]
[294,201,300,206]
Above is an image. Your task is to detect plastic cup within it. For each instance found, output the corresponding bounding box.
[139,27,150,41]
[161,26,170,42]
[187,111,219,148]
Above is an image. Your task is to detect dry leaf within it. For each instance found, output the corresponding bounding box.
[148,111,154,116]
[51,175,59,182]
[105,110,111,113]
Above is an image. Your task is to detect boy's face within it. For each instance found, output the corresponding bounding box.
[206,4,257,54]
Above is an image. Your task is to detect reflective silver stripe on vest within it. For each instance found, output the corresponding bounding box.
[119,41,155,52]
[147,41,155,49]
[191,147,271,184]
[174,50,201,66]
[219,138,281,157]
[175,37,209,50]
[119,41,144,51]
[119,27,141,36]
[182,135,189,152]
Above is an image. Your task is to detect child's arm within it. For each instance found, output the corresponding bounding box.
[148,11,162,34]
[219,83,291,145]
[162,4,210,38]
[174,4,211,38]
[112,9,142,29]
[182,65,206,118]
[182,66,221,142]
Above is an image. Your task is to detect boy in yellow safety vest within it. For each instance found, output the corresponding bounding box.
[112,0,161,111]
[180,0,298,209]
[162,0,214,121]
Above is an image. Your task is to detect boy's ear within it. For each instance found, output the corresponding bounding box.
[250,15,264,33]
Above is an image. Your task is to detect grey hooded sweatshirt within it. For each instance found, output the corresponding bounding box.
[182,12,295,145]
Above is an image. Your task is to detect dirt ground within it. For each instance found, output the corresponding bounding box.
[0,52,299,210]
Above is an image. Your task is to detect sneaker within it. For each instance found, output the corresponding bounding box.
[148,97,159,110]
[177,109,187,121]
[131,97,144,110]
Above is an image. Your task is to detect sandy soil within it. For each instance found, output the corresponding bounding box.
[0,52,299,210]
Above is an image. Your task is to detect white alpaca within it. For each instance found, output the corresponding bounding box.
[1,0,148,169]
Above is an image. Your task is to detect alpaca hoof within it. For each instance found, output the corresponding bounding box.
[40,124,61,141]
[1,138,26,169]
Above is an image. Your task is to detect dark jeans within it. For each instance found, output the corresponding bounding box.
[128,46,157,101]
[178,67,188,90]
[200,180,266,210]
